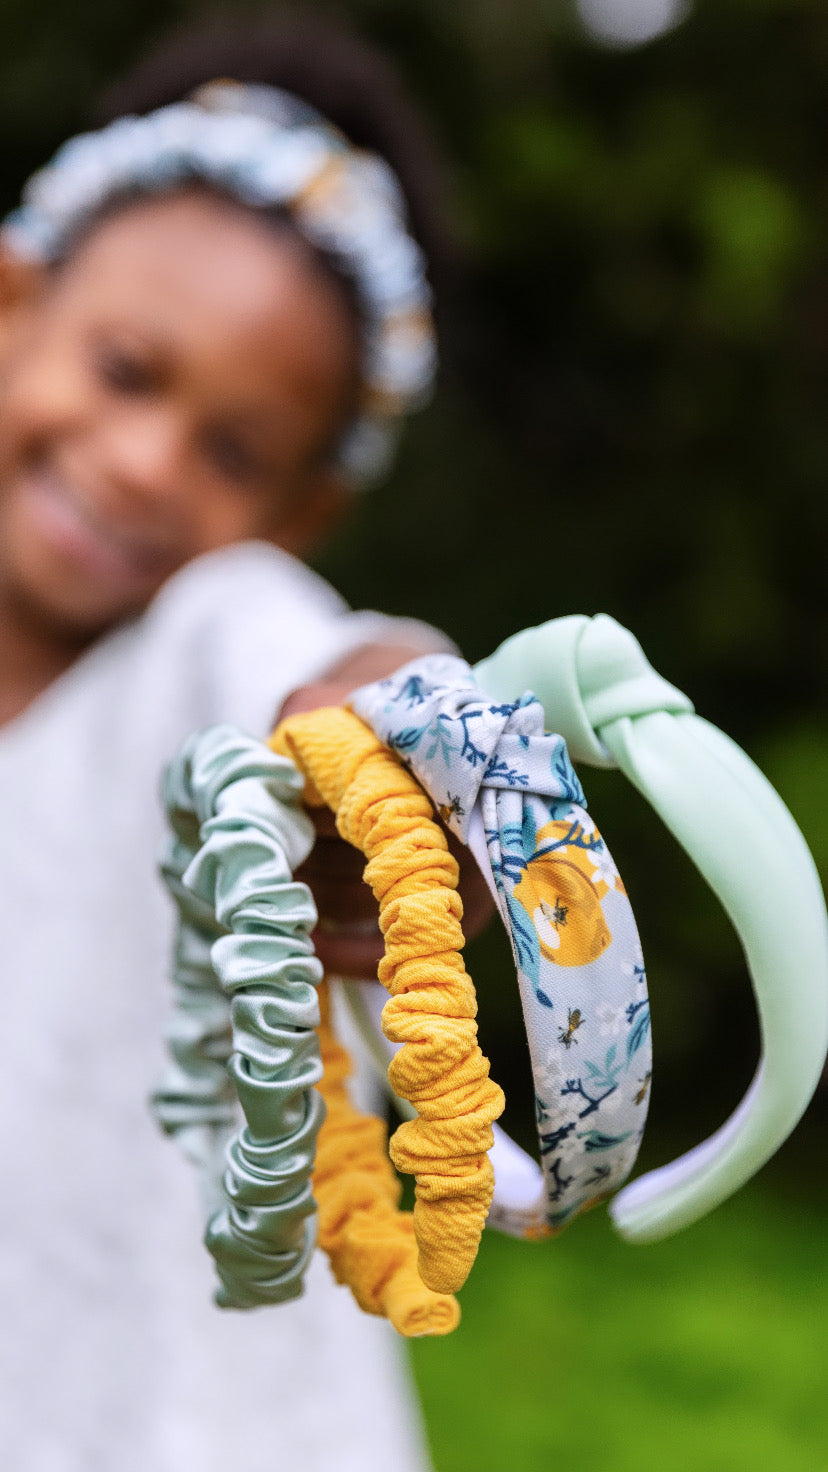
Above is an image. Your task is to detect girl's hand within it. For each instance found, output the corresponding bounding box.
[276,646,495,979]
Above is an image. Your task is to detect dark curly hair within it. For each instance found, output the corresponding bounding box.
[94,9,453,304]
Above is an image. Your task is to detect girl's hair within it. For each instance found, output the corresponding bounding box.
[94,10,453,300]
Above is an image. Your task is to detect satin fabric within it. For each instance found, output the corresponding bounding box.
[155,724,325,1309]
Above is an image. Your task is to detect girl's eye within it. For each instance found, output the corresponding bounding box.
[96,343,157,396]
[202,427,262,486]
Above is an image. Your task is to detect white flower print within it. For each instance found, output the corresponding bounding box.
[533,904,561,952]
[535,1046,568,1099]
[556,1130,583,1167]
[536,1051,587,1134]
[596,1002,625,1038]
[587,841,620,890]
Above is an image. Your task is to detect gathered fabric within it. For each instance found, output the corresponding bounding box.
[154,726,325,1309]
[156,722,465,1333]
[314,979,460,1335]
[270,706,504,1295]
[351,655,649,1234]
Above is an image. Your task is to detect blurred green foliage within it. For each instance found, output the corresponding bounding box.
[0,0,825,1148]
[317,0,828,1154]
[411,1181,828,1471]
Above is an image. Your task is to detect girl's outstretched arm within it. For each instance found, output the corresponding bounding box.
[278,641,495,976]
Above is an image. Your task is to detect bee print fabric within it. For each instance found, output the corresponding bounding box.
[351,655,650,1234]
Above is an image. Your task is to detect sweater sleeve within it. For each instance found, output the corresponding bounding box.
[135,541,456,738]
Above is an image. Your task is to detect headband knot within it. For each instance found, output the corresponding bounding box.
[352,654,585,844]
[476,614,694,767]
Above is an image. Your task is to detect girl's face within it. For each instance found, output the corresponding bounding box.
[0,189,360,636]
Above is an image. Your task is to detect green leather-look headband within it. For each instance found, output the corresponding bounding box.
[474,613,828,1242]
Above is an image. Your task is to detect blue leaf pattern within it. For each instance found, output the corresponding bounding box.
[350,652,651,1238]
[627,1006,651,1062]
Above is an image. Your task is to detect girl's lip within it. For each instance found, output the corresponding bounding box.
[19,467,175,588]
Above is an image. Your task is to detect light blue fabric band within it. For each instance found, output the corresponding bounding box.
[351,656,650,1234]
[475,614,828,1242]
[153,725,325,1307]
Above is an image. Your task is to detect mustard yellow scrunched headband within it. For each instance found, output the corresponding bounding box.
[313,977,460,1335]
[269,706,505,1296]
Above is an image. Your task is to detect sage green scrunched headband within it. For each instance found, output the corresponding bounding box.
[154,725,325,1308]
[474,613,828,1243]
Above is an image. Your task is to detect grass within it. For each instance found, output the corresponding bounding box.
[409,1184,828,1472]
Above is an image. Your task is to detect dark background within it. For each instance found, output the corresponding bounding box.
[4,0,826,1169]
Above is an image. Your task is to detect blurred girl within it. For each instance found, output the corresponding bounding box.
[0,14,459,1470]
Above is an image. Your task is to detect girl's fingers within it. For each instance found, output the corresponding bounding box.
[310,921,385,979]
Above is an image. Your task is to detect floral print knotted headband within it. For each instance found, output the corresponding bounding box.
[351,655,650,1237]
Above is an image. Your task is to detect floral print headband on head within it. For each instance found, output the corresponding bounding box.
[2,79,437,486]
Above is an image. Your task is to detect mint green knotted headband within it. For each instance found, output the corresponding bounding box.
[474,613,828,1243]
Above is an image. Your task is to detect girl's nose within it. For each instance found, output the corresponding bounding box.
[97,404,191,518]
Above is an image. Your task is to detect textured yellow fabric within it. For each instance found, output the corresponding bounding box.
[270,707,505,1295]
[314,980,460,1336]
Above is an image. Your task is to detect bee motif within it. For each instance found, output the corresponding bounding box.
[634,1071,652,1106]
[558,1007,584,1049]
[540,897,569,929]
[438,793,465,824]
[512,833,612,968]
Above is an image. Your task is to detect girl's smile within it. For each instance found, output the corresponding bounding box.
[15,456,178,592]
[0,188,360,634]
